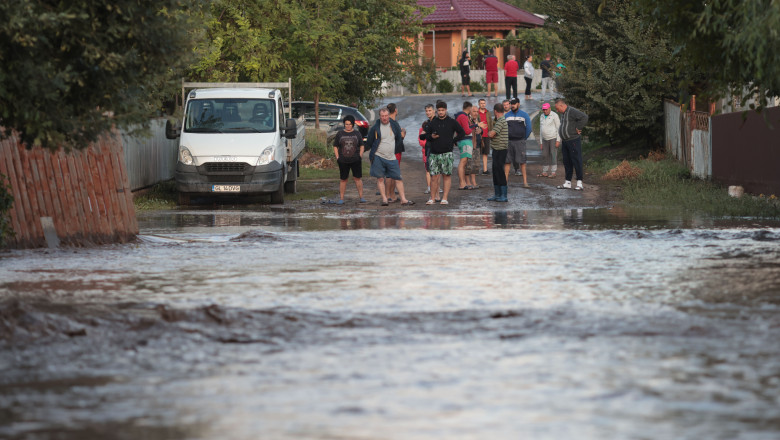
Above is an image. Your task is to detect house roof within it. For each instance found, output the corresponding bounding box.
[419,0,544,27]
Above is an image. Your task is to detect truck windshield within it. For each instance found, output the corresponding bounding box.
[184,99,276,133]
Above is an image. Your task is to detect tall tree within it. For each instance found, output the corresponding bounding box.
[541,0,678,147]
[635,0,780,109]
[287,0,361,128]
[191,0,428,111]
[192,0,291,82]
[0,0,204,151]
[335,0,429,107]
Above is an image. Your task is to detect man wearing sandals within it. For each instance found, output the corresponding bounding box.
[538,102,561,179]
[425,101,466,205]
[555,98,588,191]
[367,108,414,205]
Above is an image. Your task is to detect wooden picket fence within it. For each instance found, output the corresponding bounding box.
[0,131,138,249]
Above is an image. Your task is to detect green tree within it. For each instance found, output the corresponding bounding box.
[287,0,362,128]
[635,0,780,109]
[541,0,678,147]
[335,0,430,107]
[192,0,290,82]
[0,0,204,151]
[191,0,429,114]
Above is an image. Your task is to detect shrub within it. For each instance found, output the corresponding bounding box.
[469,80,485,93]
[437,79,454,93]
[0,173,14,247]
[400,58,438,94]
[305,131,335,159]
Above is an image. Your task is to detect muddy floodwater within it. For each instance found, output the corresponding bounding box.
[2,206,780,439]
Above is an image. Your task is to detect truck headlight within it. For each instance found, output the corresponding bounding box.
[257,146,275,165]
[179,146,193,165]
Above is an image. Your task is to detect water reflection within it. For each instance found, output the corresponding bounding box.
[138,206,780,233]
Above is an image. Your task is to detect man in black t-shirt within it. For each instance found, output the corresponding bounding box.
[333,115,366,204]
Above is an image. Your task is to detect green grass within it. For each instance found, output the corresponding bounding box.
[305,134,336,160]
[587,155,780,218]
[133,180,177,211]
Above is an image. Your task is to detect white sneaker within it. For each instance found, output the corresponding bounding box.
[557,180,571,189]
[575,180,583,191]
[424,187,431,194]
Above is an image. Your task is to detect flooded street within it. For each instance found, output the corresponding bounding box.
[2,206,780,439]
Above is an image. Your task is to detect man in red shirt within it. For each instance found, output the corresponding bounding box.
[484,49,499,98]
[504,55,519,101]
[477,98,493,174]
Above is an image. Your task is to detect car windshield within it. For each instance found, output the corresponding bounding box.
[184,99,276,133]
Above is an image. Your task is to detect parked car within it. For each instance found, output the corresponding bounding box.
[288,101,369,142]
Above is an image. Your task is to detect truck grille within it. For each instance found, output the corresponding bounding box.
[207,175,245,183]
[204,162,249,173]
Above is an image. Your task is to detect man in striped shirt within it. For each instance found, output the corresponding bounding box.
[487,103,509,202]
[555,98,588,191]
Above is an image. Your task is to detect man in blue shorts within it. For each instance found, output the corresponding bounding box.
[367,108,414,206]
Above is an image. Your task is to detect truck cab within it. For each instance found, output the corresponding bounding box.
[168,81,305,204]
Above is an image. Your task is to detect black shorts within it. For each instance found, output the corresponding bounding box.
[338,160,362,180]
[462,75,470,86]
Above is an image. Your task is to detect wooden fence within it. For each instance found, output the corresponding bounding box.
[0,131,138,249]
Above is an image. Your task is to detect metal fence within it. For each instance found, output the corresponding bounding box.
[121,118,178,191]
[665,99,780,194]
[664,100,711,179]
[711,106,780,195]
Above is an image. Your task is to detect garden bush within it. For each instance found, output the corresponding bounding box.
[437,79,454,93]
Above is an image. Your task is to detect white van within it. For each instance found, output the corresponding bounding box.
[167,81,305,204]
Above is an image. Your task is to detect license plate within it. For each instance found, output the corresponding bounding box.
[212,185,241,192]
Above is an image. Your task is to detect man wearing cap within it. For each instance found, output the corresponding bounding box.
[504,98,532,188]
[538,102,561,178]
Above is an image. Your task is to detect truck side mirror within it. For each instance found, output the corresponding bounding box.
[165,119,181,139]
[284,118,297,139]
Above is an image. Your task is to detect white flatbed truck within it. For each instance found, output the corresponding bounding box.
[166,79,306,204]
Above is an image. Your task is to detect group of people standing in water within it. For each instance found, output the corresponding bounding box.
[331,97,588,205]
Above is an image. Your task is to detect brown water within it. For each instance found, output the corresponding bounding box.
[1,207,779,439]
